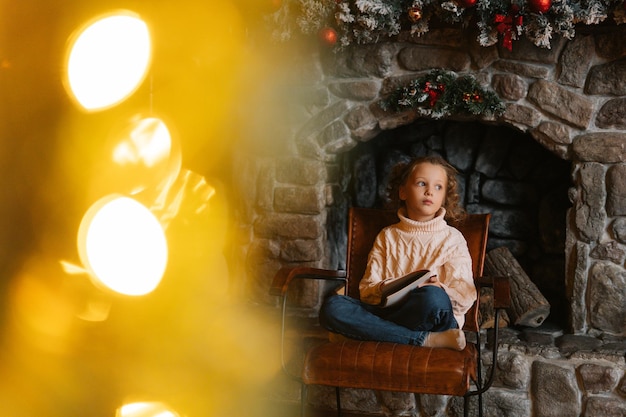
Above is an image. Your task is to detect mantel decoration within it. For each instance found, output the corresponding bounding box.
[380,69,506,117]
[265,0,626,50]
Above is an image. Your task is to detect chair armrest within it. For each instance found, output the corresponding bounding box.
[475,275,511,309]
[270,267,347,297]
[271,267,347,381]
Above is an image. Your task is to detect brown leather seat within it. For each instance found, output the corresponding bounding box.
[303,340,477,396]
[271,207,510,417]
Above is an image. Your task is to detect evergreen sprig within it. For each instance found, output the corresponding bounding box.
[266,0,626,50]
[380,69,506,118]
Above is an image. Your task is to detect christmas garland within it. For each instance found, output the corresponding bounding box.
[265,0,626,50]
[380,69,506,117]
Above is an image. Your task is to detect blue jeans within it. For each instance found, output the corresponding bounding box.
[319,286,458,346]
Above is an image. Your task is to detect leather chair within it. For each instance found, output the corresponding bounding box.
[271,207,510,417]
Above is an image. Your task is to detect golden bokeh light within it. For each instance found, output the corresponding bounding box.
[77,195,167,296]
[65,12,151,111]
[116,401,180,417]
[0,2,284,416]
[112,117,171,171]
[108,116,181,198]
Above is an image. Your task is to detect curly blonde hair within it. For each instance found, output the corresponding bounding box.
[385,155,466,223]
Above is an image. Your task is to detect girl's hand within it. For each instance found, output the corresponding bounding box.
[421,274,442,288]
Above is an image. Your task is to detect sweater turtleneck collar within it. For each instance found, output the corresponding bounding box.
[397,207,448,233]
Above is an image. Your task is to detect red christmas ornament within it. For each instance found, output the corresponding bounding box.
[456,0,477,8]
[528,0,552,14]
[319,27,338,46]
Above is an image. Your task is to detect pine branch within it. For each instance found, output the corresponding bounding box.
[267,0,625,50]
[380,70,505,118]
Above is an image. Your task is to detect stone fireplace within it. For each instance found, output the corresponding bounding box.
[235,23,626,416]
[240,25,626,336]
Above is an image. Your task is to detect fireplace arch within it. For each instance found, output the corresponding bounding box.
[329,120,572,327]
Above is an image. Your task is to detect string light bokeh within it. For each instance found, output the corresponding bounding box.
[0,1,289,416]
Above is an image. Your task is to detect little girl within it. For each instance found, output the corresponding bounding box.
[319,155,477,350]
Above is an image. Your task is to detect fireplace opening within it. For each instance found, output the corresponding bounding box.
[329,120,573,329]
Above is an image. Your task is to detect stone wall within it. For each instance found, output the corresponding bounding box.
[234,24,626,416]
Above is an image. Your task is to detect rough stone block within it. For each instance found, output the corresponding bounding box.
[324,43,398,78]
[280,239,323,263]
[584,396,626,417]
[557,34,594,88]
[578,363,620,394]
[376,391,416,416]
[573,132,626,163]
[344,105,380,141]
[310,386,380,414]
[586,58,626,96]
[484,388,532,417]
[530,122,571,159]
[531,362,581,417]
[297,100,352,145]
[377,108,420,130]
[588,262,626,335]
[527,80,594,129]
[398,45,470,72]
[254,213,322,240]
[596,98,626,130]
[501,103,542,129]
[567,241,589,333]
[275,157,327,186]
[590,241,626,265]
[495,352,531,390]
[319,120,351,150]
[417,393,449,416]
[274,186,324,214]
[574,163,607,243]
[611,218,626,244]
[492,73,528,101]
[606,164,626,216]
[328,80,381,101]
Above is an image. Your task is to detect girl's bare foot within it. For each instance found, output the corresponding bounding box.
[423,329,466,351]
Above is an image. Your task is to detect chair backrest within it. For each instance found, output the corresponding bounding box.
[345,207,491,332]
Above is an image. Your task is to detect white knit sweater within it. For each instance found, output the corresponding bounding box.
[359,208,477,328]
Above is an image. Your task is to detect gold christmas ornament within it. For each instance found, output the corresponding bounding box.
[407,7,423,22]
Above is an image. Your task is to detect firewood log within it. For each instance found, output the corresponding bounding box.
[484,246,550,328]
